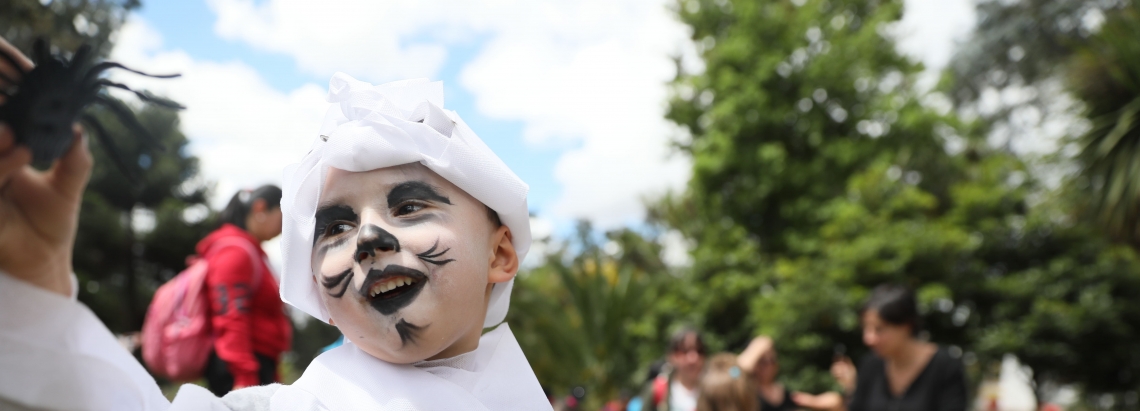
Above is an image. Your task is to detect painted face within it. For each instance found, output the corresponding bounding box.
[311,163,504,363]
[861,309,911,358]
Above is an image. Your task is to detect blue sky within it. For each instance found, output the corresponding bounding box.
[134,1,567,222]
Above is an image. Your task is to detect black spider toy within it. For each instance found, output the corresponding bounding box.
[0,38,182,178]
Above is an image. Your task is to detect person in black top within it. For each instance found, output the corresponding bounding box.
[831,285,968,411]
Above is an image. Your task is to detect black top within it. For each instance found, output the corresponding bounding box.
[848,347,968,411]
[758,387,797,411]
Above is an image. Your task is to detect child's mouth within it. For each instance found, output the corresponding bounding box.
[359,266,427,315]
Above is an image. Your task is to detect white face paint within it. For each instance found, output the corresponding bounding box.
[311,163,501,363]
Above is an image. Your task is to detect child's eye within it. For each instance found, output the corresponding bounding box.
[394,202,426,216]
[324,222,353,237]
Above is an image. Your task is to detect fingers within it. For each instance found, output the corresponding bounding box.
[48,126,93,199]
[0,37,33,89]
[0,125,31,187]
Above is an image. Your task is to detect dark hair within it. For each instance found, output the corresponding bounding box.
[668,327,707,355]
[486,206,502,227]
[861,284,921,336]
[219,185,282,230]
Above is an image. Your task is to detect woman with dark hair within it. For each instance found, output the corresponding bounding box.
[831,284,967,411]
[200,185,292,395]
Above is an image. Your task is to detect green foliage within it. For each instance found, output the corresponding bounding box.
[509,222,675,408]
[652,0,1140,399]
[1069,2,1140,245]
[0,0,139,59]
[74,104,213,332]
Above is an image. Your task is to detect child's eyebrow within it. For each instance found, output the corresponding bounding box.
[313,204,357,243]
[386,181,452,207]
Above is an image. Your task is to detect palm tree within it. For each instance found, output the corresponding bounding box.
[1071,2,1140,246]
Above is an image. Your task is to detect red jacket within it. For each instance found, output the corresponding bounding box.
[199,224,292,387]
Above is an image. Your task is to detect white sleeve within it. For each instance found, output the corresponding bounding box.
[0,271,172,410]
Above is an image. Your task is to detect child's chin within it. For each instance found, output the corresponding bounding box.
[358,340,442,365]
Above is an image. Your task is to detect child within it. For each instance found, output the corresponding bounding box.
[0,48,551,410]
[696,353,758,411]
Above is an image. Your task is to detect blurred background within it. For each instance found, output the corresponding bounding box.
[3,0,1140,409]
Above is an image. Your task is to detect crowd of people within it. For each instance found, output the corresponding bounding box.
[592,285,966,411]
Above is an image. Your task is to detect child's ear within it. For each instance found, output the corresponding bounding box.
[487,225,518,283]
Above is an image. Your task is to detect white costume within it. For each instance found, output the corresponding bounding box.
[0,74,551,411]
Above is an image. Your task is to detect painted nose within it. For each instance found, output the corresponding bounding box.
[355,224,400,263]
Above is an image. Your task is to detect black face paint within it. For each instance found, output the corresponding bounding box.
[416,238,455,266]
[395,319,427,346]
[355,224,401,263]
[314,204,357,246]
[320,268,354,298]
[387,181,452,208]
[360,265,428,315]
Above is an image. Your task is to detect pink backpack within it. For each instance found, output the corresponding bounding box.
[141,238,263,381]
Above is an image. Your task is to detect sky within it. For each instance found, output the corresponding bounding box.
[108,0,976,265]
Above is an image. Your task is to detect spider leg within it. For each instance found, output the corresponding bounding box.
[68,45,94,81]
[80,113,141,182]
[92,95,166,153]
[32,38,50,66]
[83,62,181,85]
[95,80,185,109]
[70,45,93,66]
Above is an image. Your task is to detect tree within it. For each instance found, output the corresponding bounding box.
[1067,2,1140,246]
[509,222,673,408]
[74,104,212,332]
[1,0,138,58]
[657,0,1140,400]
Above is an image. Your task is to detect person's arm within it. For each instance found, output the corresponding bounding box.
[0,37,172,410]
[207,247,262,389]
[737,335,773,375]
[830,356,856,396]
[791,391,845,411]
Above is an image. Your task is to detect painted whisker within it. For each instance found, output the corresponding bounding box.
[416,239,455,266]
[321,268,354,298]
[395,319,427,347]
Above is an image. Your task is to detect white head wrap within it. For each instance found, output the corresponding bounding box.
[280,73,531,328]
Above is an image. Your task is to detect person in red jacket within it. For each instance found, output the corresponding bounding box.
[200,185,292,395]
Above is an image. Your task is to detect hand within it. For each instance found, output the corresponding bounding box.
[737,335,774,374]
[830,356,857,395]
[0,124,91,296]
[0,37,91,297]
[0,36,33,103]
[791,391,844,411]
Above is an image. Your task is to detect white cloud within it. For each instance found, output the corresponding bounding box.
[205,0,697,227]
[109,17,329,268]
[459,1,694,226]
[895,0,976,89]
[110,17,327,209]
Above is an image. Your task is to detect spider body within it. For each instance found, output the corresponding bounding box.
[0,38,181,177]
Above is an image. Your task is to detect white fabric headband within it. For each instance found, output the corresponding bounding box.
[279,73,531,328]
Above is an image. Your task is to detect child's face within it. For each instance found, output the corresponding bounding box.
[311,163,502,363]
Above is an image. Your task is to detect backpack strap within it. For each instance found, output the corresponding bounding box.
[652,374,668,408]
[204,237,266,293]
